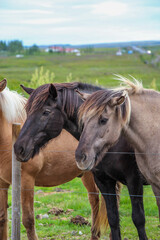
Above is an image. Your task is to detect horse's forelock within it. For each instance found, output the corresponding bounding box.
[26,81,102,117]
[26,84,50,114]
[78,89,131,127]
[78,90,114,124]
[25,82,80,116]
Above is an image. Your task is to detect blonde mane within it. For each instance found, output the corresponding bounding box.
[113,74,143,94]
[79,75,143,128]
[0,88,27,123]
[79,88,131,130]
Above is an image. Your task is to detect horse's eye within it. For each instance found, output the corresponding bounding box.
[99,118,108,125]
[43,109,51,116]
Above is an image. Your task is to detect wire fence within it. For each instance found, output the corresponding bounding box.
[1,148,160,198]
[0,188,160,199]
[2,138,160,240]
[2,148,160,155]
[1,120,160,240]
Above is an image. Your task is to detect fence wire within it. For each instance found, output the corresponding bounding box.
[0,187,160,199]
[2,148,160,155]
[1,148,160,199]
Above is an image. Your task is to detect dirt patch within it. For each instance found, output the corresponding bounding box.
[48,207,64,216]
[37,188,72,197]
[48,207,74,216]
[70,215,90,226]
[65,209,74,214]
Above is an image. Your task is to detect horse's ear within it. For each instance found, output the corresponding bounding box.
[109,92,127,107]
[0,78,7,92]
[49,84,57,99]
[20,85,34,95]
[75,89,91,101]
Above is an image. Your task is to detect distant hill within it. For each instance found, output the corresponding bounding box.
[38,40,160,49]
[73,41,160,48]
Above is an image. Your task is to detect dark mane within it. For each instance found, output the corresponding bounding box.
[26,84,51,114]
[26,82,103,116]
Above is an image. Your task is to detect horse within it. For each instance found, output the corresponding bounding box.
[14,81,155,240]
[0,79,107,240]
[75,75,160,238]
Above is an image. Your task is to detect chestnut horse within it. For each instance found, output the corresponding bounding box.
[14,81,154,239]
[0,79,107,240]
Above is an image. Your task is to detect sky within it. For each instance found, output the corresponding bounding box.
[0,0,160,46]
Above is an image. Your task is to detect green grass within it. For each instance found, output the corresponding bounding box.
[1,50,160,239]
[7,180,160,239]
[0,51,160,93]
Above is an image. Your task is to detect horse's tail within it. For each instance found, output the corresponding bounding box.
[94,193,109,235]
[94,181,122,235]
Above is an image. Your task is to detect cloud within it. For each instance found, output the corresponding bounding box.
[92,1,128,17]
[0,8,71,26]
[22,18,71,25]
[0,9,52,14]
[0,0,160,45]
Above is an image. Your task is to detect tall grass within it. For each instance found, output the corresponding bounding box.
[30,66,55,88]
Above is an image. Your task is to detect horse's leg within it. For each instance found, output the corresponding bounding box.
[127,179,147,240]
[21,173,38,240]
[151,184,160,221]
[93,174,121,240]
[0,178,9,240]
[81,171,103,240]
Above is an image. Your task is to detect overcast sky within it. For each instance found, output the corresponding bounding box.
[0,0,160,46]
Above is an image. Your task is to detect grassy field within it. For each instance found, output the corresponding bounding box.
[7,182,159,240]
[0,50,160,91]
[0,50,160,239]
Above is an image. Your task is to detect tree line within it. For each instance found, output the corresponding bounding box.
[0,40,39,55]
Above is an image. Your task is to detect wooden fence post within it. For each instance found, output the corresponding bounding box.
[12,123,21,240]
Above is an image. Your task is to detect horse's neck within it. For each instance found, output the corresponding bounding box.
[124,93,160,153]
[63,85,103,140]
[64,118,80,140]
[63,102,81,140]
[123,93,160,186]
[0,109,24,147]
[64,86,99,140]
[0,112,12,148]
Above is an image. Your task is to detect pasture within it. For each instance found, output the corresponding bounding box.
[0,50,160,239]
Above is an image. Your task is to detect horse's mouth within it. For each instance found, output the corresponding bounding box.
[85,160,96,171]
[16,150,34,163]
[76,157,96,171]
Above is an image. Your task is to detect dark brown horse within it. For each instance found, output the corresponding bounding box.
[14,81,158,240]
[0,79,107,240]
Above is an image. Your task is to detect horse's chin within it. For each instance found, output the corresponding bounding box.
[32,147,40,158]
[16,150,34,163]
[33,136,51,156]
[76,159,96,171]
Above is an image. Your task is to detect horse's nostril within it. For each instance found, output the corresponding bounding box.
[19,146,24,155]
[75,150,87,163]
[82,153,87,162]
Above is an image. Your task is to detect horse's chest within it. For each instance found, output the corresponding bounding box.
[96,159,126,184]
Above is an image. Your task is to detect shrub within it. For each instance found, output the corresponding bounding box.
[30,67,55,88]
